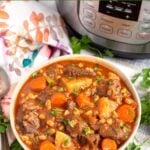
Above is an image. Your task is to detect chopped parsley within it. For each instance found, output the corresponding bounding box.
[68,120,75,128]
[63,138,69,146]
[62,119,75,128]
[62,119,68,126]
[73,88,79,95]
[94,66,99,72]
[37,99,45,106]
[96,76,102,82]
[50,108,64,117]
[84,127,94,135]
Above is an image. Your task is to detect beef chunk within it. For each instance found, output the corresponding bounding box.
[77,134,88,146]
[67,100,76,110]
[99,122,131,141]
[64,66,94,77]
[78,134,100,150]
[107,79,122,104]
[23,121,39,134]
[16,106,24,123]
[86,134,100,149]
[97,80,109,97]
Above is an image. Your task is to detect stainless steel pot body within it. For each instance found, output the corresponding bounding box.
[57,0,150,58]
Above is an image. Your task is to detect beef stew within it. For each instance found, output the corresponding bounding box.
[14,60,139,150]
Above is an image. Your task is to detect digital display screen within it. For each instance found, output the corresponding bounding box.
[99,0,142,21]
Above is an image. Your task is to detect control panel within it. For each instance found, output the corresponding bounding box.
[99,0,142,21]
[78,0,150,44]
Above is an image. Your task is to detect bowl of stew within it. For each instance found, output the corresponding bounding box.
[10,55,141,150]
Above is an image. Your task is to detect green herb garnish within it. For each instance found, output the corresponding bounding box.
[10,140,23,150]
[132,68,150,126]
[63,138,69,146]
[47,129,55,135]
[125,142,141,150]
[62,119,68,126]
[94,66,99,72]
[50,108,64,116]
[70,35,91,54]
[104,49,114,57]
[50,109,58,116]
[68,120,75,128]
[141,93,150,125]
[62,119,75,128]
[131,68,150,88]
[70,35,114,58]
[131,73,141,83]
[84,127,94,135]
[125,138,150,150]
[45,76,55,87]
[73,88,79,95]
[37,99,45,106]
[96,76,102,82]
[0,114,10,133]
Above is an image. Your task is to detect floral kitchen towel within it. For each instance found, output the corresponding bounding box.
[0,0,72,119]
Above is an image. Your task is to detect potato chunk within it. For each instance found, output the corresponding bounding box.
[55,131,72,148]
[62,77,92,92]
[98,97,118,118]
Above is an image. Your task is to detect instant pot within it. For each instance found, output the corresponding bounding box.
[57,0,150,58]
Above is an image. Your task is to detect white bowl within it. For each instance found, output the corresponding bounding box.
[10,54,141,150]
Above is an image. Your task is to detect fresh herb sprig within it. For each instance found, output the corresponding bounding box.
[10,139,23,150]
[125,142,141,150]
[0,113,10,133]
[141,92,150,125]
[132,68,150,88]
[70,35,114,58]
[132,68,150,125]
[125,138,150,150]
[131,68,150,149]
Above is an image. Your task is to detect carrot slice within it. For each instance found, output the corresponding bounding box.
[51,92,67,107]
[29,76,46,92]
[101,138,117,150]
[76,93,94,108]
[39,140,56,150]
[117,104,135,123]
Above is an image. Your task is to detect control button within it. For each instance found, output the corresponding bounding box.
[143,14,150,22]
[124,8,132,14]
[139,23,150,32]
[118,29,132,38]
[144,9,150,14]
[136,32,150,40]
[84,1,96,9]
[100,24,113,34]
[140,23,150,29]
[83,17,95,28]
[106,4,114,10]
[83,9,96,20]
[115,6,123,12]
